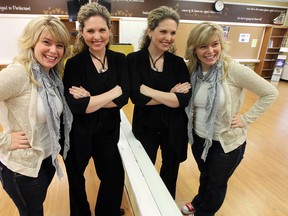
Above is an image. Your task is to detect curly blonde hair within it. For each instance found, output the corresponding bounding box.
[139,6,179,53]
[73,2,112,55]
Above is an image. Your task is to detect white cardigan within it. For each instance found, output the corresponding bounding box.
[0,64,44,177]
[218,60,278,153]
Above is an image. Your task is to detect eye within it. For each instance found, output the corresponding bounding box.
[57,44,64,49]
[212,42,220,47]
[100,28,107,32]
[87,29,94,34]
[171,31,176,36]
[199,45,207,49]
[42,40,50,45]
[160,30,167,34]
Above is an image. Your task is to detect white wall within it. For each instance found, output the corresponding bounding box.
[118,17,147,52]
[0,14,40,64]
[0,15,147,64]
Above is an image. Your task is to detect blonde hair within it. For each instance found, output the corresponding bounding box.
[185,22,232,76]
[14,16,70,82]
[73,2,112,55]
[139,6,179,53]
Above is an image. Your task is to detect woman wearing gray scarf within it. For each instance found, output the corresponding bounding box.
[0,16,72,216]
[181,22,278,216]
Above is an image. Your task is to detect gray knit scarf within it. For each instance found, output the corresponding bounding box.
[32,63,73,178]
[185,61,223,161]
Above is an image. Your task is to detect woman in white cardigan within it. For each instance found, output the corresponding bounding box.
[0,16,72,216]
[181,22,278,216]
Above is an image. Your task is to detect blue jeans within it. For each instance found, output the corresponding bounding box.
[191,131,246,216]
[0,156,55,216]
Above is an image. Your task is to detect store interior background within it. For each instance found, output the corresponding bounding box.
[1,1,288,216]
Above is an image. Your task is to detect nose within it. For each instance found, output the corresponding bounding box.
[207,46,214,52]
[49,45,57,53]
[93,32,101,40]
[165,34,172,41]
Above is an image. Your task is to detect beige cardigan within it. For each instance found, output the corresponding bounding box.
[218,60,279,153]
[0,64,45,177]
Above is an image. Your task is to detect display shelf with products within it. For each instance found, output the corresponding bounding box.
[255,25,288,78]
[59,16,120,45]
[111,18,120,44]
[59,16,77,44]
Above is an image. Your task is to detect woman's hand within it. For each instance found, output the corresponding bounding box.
[9,131,31,150]
[231,114,245,128]
[69,86,91,99]
[170,82,191,94]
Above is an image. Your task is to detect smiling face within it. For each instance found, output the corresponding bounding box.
[81,15,111,53]
[148,18,177,52]
[33,28,65,73]
[194,36,222,71]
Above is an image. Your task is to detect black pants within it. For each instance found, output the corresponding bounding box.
[65,130,124,216]
[0,156,55,216]
[141,128,180,199]
[191,132,246,216]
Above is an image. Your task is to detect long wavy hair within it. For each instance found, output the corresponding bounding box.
[185,22,232,77]
[73,2,112,55]
[13,16,70,83]
[139,6,179,53]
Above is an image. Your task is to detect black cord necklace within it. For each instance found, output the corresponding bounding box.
[89,50,107,73]
[148,52,164,72]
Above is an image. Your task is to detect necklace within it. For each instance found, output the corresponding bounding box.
[89,51,107,73]
[148,52,164,72]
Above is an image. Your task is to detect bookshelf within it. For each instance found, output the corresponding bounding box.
[255,26,288,78]
[59,16,120,45]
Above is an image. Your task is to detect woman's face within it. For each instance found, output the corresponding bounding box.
[81,15,110,53]
[34,29,65,73]
[194,37,222,71]
[148,18,177,52]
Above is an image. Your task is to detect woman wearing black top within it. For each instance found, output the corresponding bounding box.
[127,6,191,199]
[62,3,129,216]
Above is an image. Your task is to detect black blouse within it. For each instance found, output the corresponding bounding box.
[63,49,129,134]
[127,47,191,161]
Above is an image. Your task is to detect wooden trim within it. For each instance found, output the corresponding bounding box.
[0,64,8,70]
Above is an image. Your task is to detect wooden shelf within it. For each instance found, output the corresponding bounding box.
[254,25,288,78]
[0,64,8,70]
[266,52,279,54]
[270,36,285,38]
[59,16,120,45]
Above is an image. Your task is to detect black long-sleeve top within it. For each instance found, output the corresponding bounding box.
[127,47,191,162]
[63,49,129,137]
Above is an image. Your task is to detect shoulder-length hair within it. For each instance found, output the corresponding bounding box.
[14,16,70,82]
[185,22,232,76]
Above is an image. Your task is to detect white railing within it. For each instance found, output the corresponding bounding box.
[118,110,182,216]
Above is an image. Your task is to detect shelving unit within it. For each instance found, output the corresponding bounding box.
[59,16,120,45]
[59,16,77,44]
[255,25,288,78]
[111,18,120,44]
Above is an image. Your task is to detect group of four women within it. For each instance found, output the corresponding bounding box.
[0,2,278,216]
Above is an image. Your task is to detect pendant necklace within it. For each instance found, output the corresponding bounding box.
[89,50,107,73]
[148,52,164,72]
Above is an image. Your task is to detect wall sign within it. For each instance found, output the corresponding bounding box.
[0,0,67,15]
[111,0,288,25]
[0,0,287,25]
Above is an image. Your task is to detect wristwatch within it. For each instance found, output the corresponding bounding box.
[214,0,225,12]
